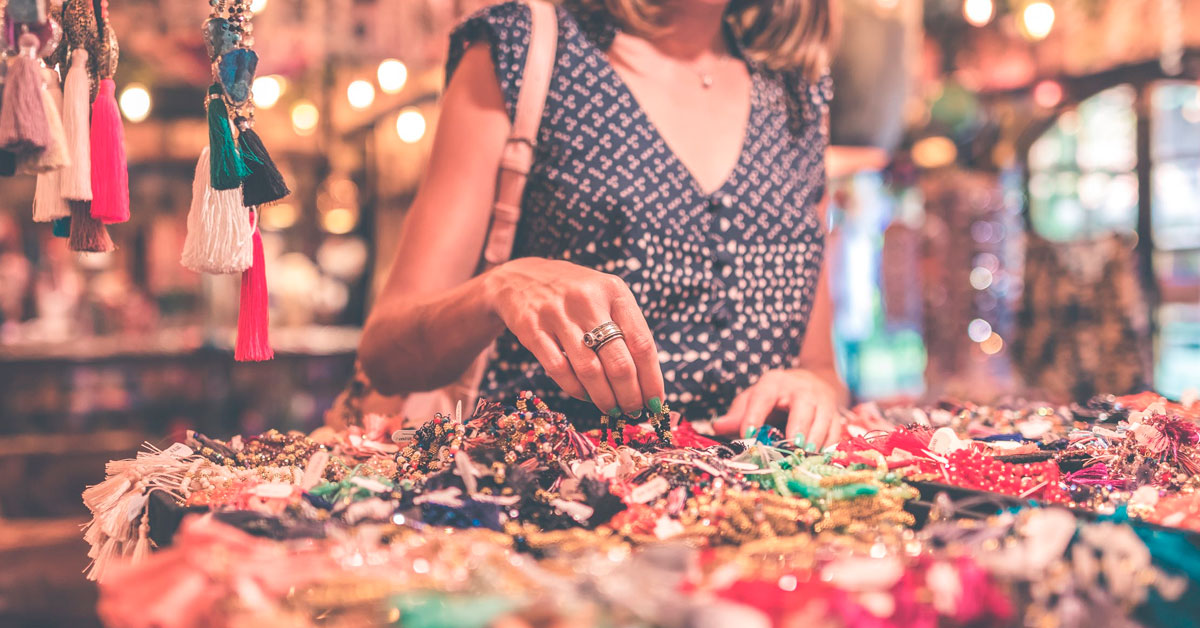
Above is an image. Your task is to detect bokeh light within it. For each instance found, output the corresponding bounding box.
[377,59,408,94]
[395,108,427,143]
[963,0,994,27]
[968,318,993,343]
[118,84,151,122]
[347,80,376,109]
[252,75,283,109]
[291,100,319,135]
[1021,2,1055,41]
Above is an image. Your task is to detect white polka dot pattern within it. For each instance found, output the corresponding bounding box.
[447,2,832,423]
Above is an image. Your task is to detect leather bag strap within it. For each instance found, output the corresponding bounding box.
[482,0,558,267]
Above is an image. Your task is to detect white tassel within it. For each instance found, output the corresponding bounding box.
[129,510,152,565]
[60,49,92,202]
[82,475,131,513]
[33,68,71,220]
[181,147,254,274]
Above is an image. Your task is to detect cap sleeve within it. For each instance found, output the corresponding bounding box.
[446,1,531,122]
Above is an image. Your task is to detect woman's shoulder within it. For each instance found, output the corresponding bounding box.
[451,1,533,54]
[446,2,536,117]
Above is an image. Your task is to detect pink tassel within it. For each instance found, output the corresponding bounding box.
[89,79,130,224]
[0,34,50,155]
[235,210,273,362]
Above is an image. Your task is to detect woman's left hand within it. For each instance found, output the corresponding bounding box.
[713,369,846,450]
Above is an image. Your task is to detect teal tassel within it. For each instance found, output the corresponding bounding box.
[52,217,71,237]
[206,84,249,190]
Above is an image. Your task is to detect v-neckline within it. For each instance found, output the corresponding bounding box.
[578,23,757,198]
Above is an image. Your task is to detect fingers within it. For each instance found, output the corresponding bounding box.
[511,328,587,400]
[806,403,835,450]
[785,400,816,443]
[713,391,751,436]
[557,325,620,416]
[739,387,777,439]
[610,290,666,408]
[594,338,644,413]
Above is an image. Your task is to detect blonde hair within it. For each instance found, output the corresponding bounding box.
[571,0,839,80]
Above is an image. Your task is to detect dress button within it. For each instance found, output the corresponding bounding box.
[708,194,734,212]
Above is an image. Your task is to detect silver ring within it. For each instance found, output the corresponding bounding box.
[582,321,624,352]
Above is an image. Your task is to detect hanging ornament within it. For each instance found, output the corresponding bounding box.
[185,0,282,361]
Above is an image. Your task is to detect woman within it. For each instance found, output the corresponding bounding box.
[360,0,848,447]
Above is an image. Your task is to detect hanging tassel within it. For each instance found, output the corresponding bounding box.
[235,209,273,361]
[181,147,254,274]
[22,67,71,175]
[128,510,151,565]
[89,79,130,223]
[61,49,93,201]
[235,118,290,207]
[0,34,51,155]
[69,200,115,253]
[206,84,249,190]
[52,217,71,237]
[32,70,72,221]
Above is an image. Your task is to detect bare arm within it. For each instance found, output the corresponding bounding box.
[359,45,511,394]
[359,45,667,416]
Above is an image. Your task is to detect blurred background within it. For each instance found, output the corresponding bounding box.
[0,0,1199,624]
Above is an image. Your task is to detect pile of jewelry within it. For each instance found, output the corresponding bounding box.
[83,391,1200,628]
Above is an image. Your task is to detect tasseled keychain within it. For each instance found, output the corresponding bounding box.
[183,0,277,360]
[0,33,51,156]
[88,0,128,224]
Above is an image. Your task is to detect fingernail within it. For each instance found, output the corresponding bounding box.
[648,397,663,414]
[793,434,807,447]
[630,409,643,418]
[805,443,818,453]
[608,407,622,419]
[744,426,758,439]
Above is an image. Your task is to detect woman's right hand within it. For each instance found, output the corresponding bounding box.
[483,257,666,417]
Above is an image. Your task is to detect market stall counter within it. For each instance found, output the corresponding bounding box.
[83,392,1200,628]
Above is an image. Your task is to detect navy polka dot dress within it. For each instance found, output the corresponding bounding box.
[447,1,832,424]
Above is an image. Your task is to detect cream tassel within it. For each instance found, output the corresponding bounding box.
[32,68,71,220]
[60,49,93,201]
[181,147,254,274]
